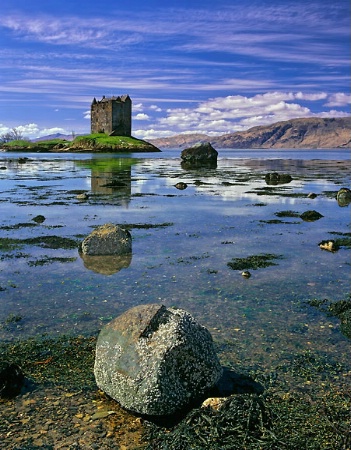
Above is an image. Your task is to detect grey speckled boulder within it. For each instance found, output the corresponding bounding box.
[80,223,131,256]
[94,304,223,416]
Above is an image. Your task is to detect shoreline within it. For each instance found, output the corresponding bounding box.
[1,332,350,449]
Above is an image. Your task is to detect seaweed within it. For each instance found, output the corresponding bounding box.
[227,254,283,271]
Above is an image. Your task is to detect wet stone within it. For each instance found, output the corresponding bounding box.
[80,223,132,256]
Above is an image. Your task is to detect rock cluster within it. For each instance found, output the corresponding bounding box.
[94,304,222,416]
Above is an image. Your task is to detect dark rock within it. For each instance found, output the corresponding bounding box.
[0,361,25,398]
[80,223,132,256]
[265,172,292,185]
[94,304,223,415]
[181,142,218,169]
[337,187,351,207]
[32,215,46,224]
[174,182,187,190]
[307,192,317,199]
[300,210,323,221]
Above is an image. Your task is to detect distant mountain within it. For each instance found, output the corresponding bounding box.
[150,117,351,149]
[32,133,81,142]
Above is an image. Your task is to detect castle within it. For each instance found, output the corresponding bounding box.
[91,95,132,136]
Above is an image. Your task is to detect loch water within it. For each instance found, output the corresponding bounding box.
[0,149,350,375]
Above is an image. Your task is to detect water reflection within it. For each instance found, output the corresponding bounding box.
[76,158,137,207]
[79,253,132,275]
[0,151,349,375]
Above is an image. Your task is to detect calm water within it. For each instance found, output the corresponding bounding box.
[0,149,350,372]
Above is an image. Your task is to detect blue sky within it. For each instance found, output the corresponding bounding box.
[0,0,350,140]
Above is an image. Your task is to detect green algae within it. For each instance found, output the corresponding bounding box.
[227,254,283,271]
[0,236,78,252]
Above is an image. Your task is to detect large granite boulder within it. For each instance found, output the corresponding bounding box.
[94,304,223,416]
[181,142,218,168]
[80,223,131,256]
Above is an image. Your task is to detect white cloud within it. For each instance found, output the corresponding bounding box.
[134,129,176,140]
[133,103,144,112]
[295,92,327,101]
[150,104,162,112]
[133,113,150,120]
[137,91,350,137]
[0,123,69,139]
[325,92,351,107]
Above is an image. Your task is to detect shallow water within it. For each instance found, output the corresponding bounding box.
[0,149,350,374]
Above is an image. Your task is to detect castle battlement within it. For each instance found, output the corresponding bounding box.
[91,95,132,136]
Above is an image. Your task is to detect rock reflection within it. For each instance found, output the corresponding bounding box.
[79,253,132,275]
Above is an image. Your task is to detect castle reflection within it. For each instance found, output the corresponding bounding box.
[77,158,137,208]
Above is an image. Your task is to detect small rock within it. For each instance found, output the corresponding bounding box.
[300,210,323,221]
[307,193,317,199]
[175,182,188,190]
[32,215,46,224]
[201,397,227,411]
[241,271,251,278]
[319,240,339,252]
[77,193,89,201]
[337,187,351,207]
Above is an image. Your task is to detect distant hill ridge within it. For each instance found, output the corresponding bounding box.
[149,117,351,149]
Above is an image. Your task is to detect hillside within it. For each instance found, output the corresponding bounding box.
[150,117,351,149]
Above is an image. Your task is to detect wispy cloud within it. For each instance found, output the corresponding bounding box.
[0,1,349,138]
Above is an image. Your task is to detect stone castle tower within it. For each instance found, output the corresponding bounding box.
[91,95,132,136]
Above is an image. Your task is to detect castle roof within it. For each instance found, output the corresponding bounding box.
[92,95,131,104]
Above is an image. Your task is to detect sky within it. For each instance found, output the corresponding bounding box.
[0,0,350,140]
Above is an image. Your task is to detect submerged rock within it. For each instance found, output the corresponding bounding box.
[32,215,46,224]
[181,142,218,169]
[300,210,323,222]
[94,304,222,416]
[265,172,292,185]
[80,223,132,256]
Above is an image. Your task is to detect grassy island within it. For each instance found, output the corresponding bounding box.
[0,134,161,153]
